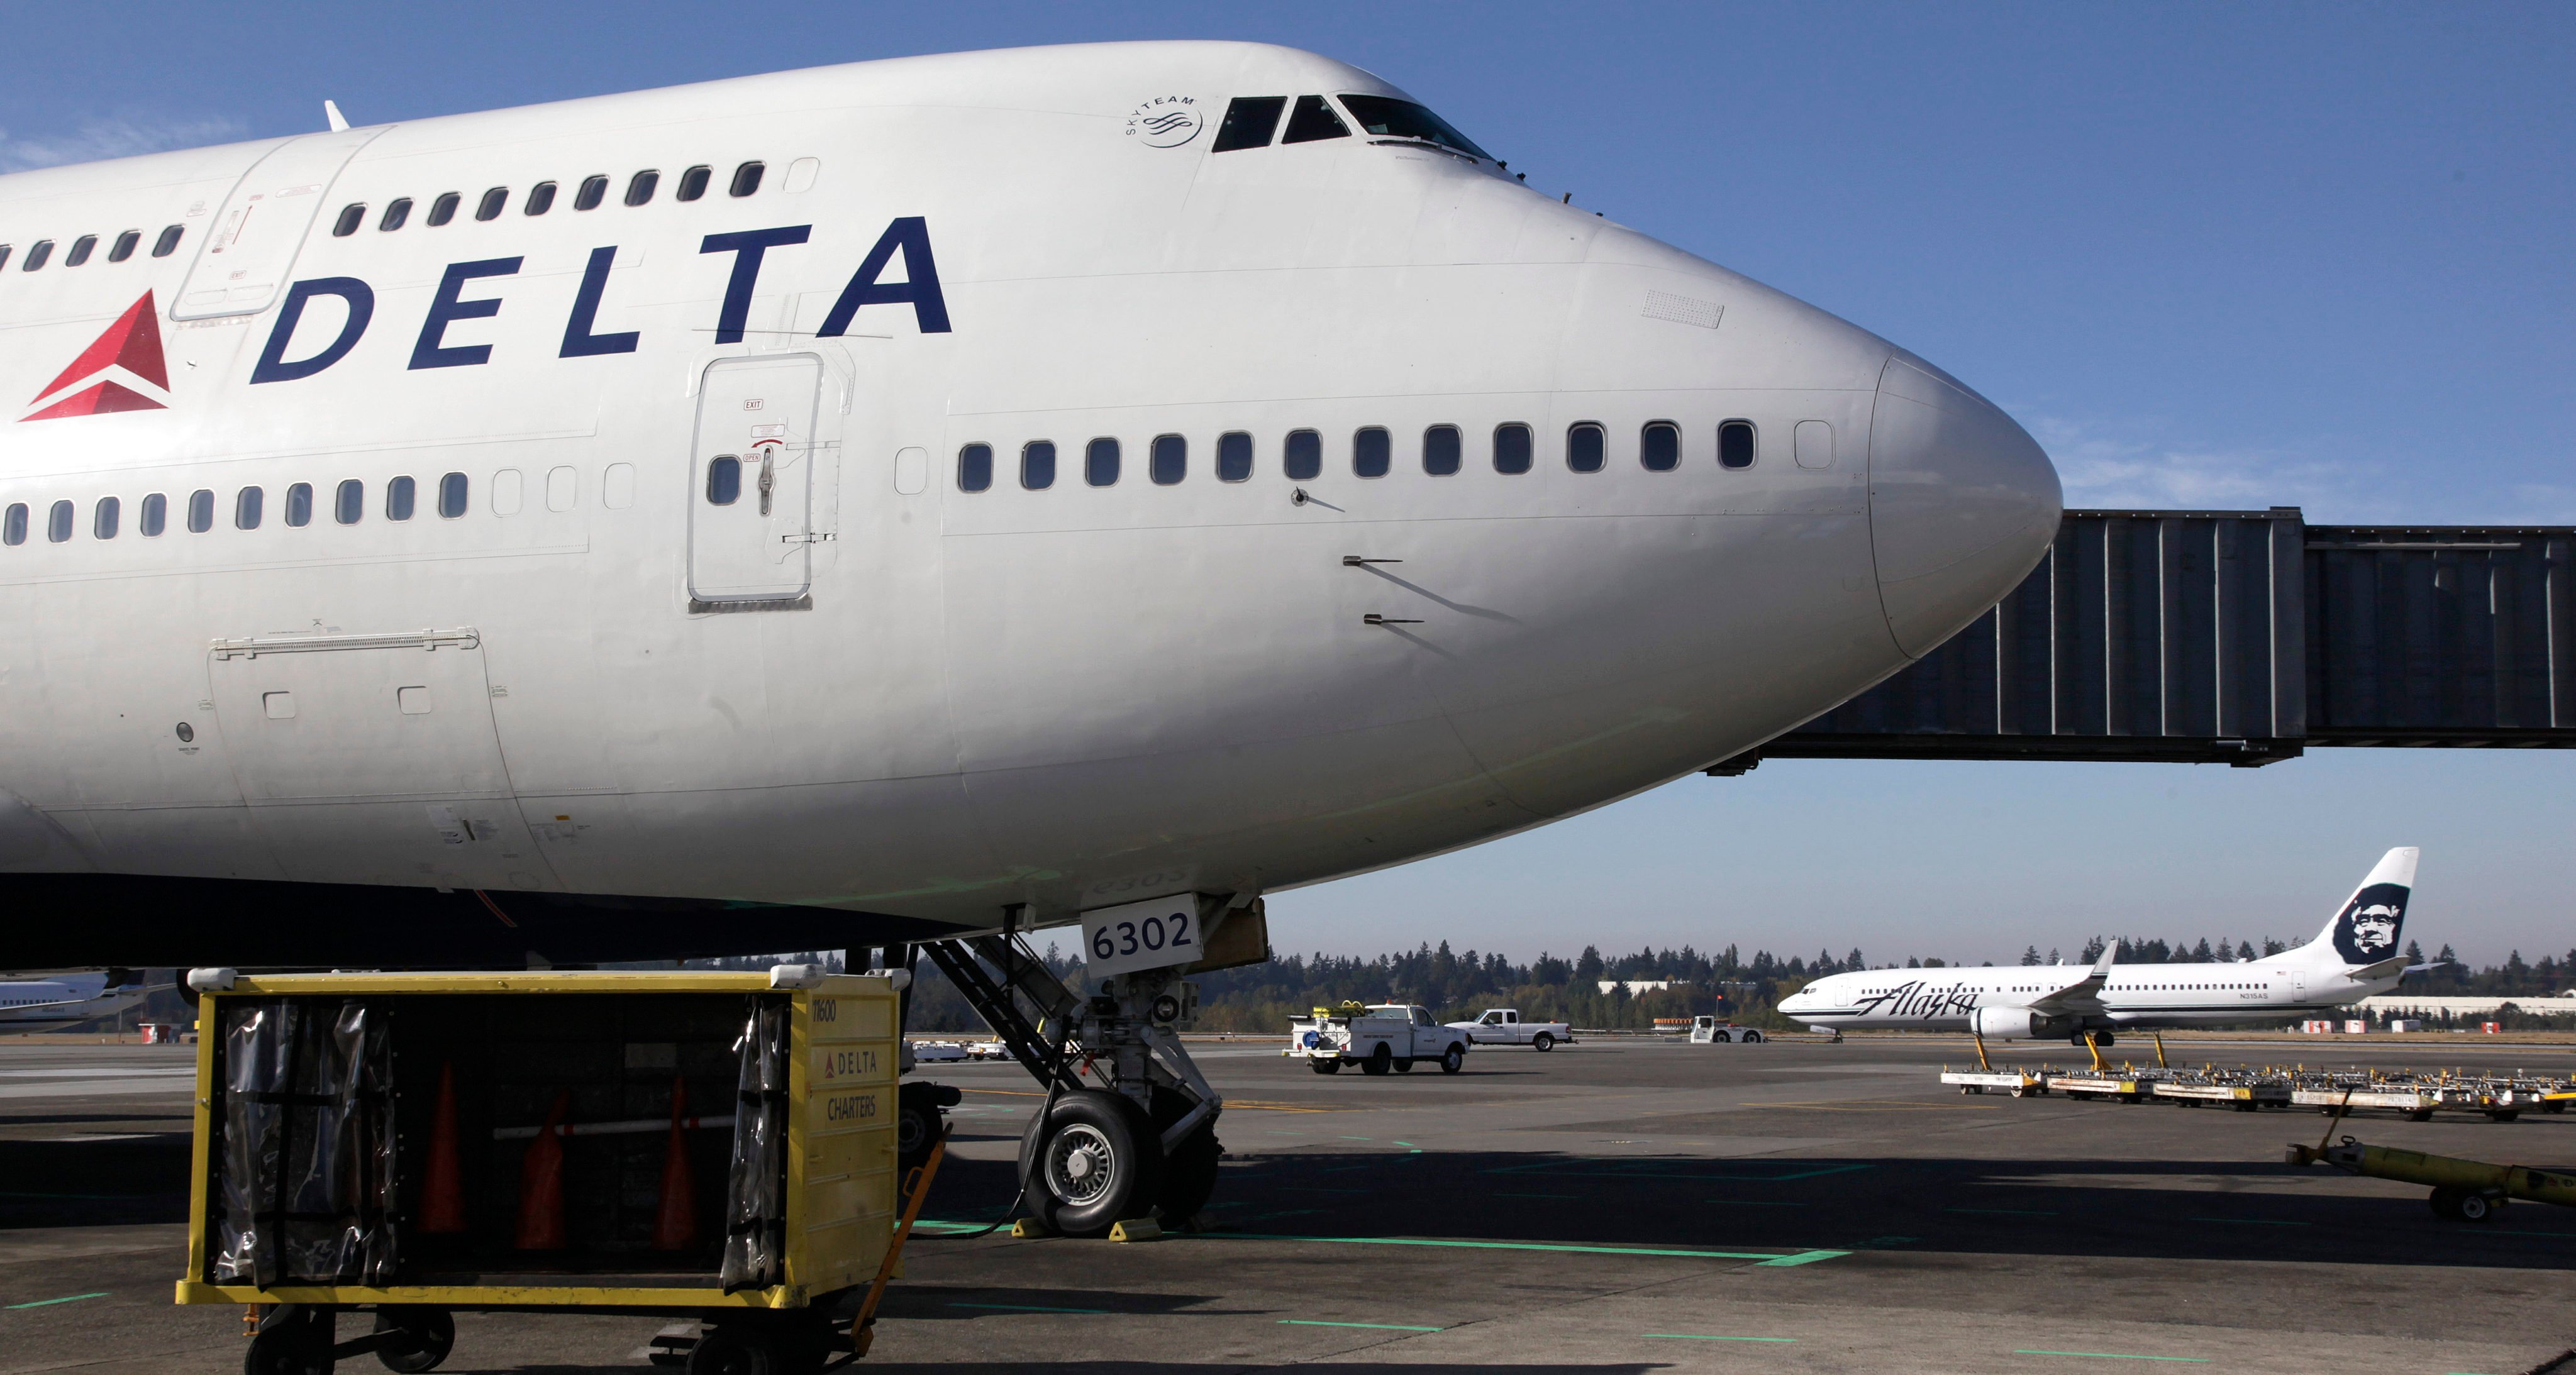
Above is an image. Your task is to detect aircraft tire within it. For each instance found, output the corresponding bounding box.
[1021,1089,1163,1237]
[1150,1085,1222,1223]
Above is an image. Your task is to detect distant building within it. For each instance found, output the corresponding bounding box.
[2357,995,2576,1019]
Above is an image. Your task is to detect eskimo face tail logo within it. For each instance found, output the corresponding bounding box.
[2331,882,2407,964]
[21,292,170,421]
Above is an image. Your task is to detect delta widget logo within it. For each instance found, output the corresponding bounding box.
[20,292,171,422]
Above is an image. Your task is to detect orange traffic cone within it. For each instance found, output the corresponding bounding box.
[513,1090,570,1251]
[420,1063,467,1234]
[652,1076,697,1251]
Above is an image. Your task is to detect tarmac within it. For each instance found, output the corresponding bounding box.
[4,1032,2572,1374]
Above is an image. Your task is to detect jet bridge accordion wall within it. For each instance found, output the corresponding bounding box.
[1763,511,2575,767]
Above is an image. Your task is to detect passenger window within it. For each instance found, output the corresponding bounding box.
[492,468,523,516]
[284,483,313,527]
[957,443,994,493]
[677,165,711,202]
[525,182,557,216]
[1,504,22,546]
[334,480,363,524]
[65,235,96,266]
[1641,421,1680,471]
[1212,96,1289,152]
[187,489,214,533]
[707,457,741,505]
[1085,438,1121,487]
[602,463,636,510]
[1021,441,1057,490]
[24,240,53,271]
[545,467,576,512]
[47,500,72,543]
[1493,423,1533,474]
[235,488,263,531]
[437,472,468,519]
[379,199,412,231]
[1423,424,1461,475]
[152,225,183,257]
[1284,429,1322,480]
[1353,426,1391,478]
[1719,419,1756,470]
[0,246,11,272]
[139,492,166,536]
[1216,431,1253,482]
[1150,434,1185,485]
[575,175,609,211]
[92,497,119,539]
[474,187,508,221]
[426,192,461,227]
[1567,422,1606,472]
[730,161,765,197]
[331,204,364,237]
[1282,94,1350,143]
[625,170,659,206]
[386,476,416,521]
[109,230,140,262]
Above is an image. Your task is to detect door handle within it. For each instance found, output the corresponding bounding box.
[757,450,775,516]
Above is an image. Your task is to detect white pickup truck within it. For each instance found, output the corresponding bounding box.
[1287,1004,1468,1075]
[1446,1008,1571,1051]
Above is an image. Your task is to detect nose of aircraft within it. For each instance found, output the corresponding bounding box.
[1866,353,2063,658]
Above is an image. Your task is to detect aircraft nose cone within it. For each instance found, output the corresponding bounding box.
[1867,353,2063,658]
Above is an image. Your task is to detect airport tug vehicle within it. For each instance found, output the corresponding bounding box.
[175,966,938,1374]
[1445,1008,1572,1051]
[1687,1016,1766,1044]
[1289,1003,1471,1075]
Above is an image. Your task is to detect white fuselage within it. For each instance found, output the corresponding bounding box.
[0,42,2058,954]
[1780,960,2399,1034]
[0,974,147,1031]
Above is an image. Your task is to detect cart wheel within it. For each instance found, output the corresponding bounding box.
[2428,1186,2463,1219]
[897,1081,954,1179]
[1440,1043,1465,1074]
[1532,1032,1555,1052]
[686,1326,774,1375]
[1020,1088,1163,1237]
[1309,1059,1341,1074]
[2457,1191,2497,1222]
[244,1313,331,1375]
[1392,1057,1416,1073]
[1362,1045,1393,1076]
[2485,1110,2521,1122]
[2409,1108,2434,1122]
[2011,1086,2029,1098]
[374,1307,455,1373]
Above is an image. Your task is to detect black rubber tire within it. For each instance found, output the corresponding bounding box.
[244,1312,331,1375]
[1744,1030,1764,1044]
[2429,1186,2463,1219]
[1021,1088,1163,1237]
[686,1327,774,1375]
[1150,1085,1222,1222]
[1362,1044,1393,1076]
[2543,1101,2565,1114]
[1393,1057,1416,1073]
[1532,1032,1555,1052]
[2409,1108,2435,1122]
[2010,1086,2028,1099]
[897,1081,947,1179]
[2487,1110,2521,1122]
[2457,1191,2496,1222]
[1309,1059,1341,1074]
[1440,1043,1465,1074]
[374,1308,456,1373]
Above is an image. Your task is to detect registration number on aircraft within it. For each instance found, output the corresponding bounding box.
[1080,893,1199,980]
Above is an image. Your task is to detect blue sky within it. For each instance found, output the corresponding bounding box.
[5,4,2568,964]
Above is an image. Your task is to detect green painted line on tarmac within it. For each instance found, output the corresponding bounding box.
[1948,1207,2058,1217]
[1337,1135,1373,1140]
[948,1302,1111,1315]
[1646,1333,1795,1342]
[2187,1216,2309,1227]
[1208,1233,1847,1266]
[1282,1319,1443,1332]
[6,1293,108,1310]
[2014,1350,2210,1362]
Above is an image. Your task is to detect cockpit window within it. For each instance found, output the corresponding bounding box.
[1337,95,1492,161]
[1213,96,1287,152]
[1280,94,1351,145]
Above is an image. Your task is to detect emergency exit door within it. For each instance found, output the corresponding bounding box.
[174,127,385,321]
[689,355,823,608]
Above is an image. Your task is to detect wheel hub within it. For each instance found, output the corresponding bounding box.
[1047,1122,1116,1203]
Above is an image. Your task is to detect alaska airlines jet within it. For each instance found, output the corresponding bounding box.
[0,41,2060,969]
[1777,848,2420,1040]
[0,968,150,1032]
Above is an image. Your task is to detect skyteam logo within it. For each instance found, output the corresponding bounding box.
[2331,883,2408,964]
[1126,96,1204,148]
[20,292,171,421]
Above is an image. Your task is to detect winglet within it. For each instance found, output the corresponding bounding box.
[325,100,350,133]
[2091,944,2117,976]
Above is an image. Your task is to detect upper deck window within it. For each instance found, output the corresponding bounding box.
[379,199,412,231]
[108,230,139,262]
[1281,95,1350,145]
[474,187,508,221]
[525,182,557,216]
[1337,96,1494,162]
[426,193,460,227]
[331,204,365,237]
[575,176,609,211]
[65,235,96,266]
[23,241,52,271]
[625,170,660,207]
[730,162,765,197]
[1212,97,1287,152]
[151,225,183,257]
[676,166,711,202]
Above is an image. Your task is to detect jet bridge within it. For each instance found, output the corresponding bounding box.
[1728,509,2576,770]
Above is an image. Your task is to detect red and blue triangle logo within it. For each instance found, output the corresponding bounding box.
[21,292,170,422]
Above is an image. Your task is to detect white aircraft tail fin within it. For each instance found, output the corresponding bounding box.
[2297,847,2418,969]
